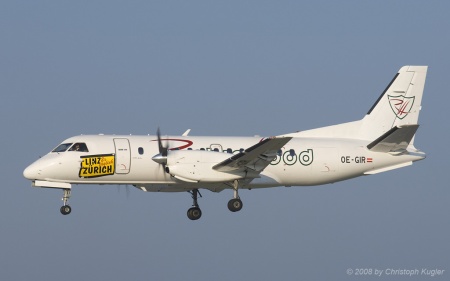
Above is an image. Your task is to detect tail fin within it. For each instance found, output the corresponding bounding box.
[359,66,427,141]
[285,66,428,142]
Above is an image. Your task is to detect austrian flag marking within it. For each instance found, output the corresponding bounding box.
[367,158,373,163]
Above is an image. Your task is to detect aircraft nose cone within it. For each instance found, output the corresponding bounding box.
[23,165,39,180]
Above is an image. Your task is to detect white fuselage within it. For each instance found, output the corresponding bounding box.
[23,134,425,192]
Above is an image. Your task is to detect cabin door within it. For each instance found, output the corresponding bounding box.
[114,138,131,174]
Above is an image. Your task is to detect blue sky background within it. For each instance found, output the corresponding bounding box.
[1,1,449,280]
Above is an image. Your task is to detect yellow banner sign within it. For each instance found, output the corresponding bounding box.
[79,154,115,178]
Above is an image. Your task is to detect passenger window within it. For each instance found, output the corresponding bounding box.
[226,148,232,154]
[138,147,144,155]
[213,148,219,152]
[289,149,295,156]
[52,143,73,153]
[69,143,89,152]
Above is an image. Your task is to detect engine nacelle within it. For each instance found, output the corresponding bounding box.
[166,150,245,183]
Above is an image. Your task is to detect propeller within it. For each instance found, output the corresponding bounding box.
[116,184,131,199]
[152,127,170,173]
[157,127,168,157]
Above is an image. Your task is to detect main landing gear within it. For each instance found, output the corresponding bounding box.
[60,189,72,215]
[187,189,202,220]
[186,180,244,220]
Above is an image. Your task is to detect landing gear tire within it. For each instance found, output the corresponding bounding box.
[186,189,202,221]
[228,198,243,212]
[60,205,72,215]
[187,207,202,220]
[60,189,72,215]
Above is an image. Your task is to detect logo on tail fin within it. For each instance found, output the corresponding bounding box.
[388,95,415,119]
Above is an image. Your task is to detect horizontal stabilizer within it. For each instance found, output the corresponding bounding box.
[367,125,419,153]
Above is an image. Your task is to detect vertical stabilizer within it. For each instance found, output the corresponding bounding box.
[359,66,427,141]
[282,66,427,142]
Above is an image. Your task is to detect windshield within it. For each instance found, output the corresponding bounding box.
[52,143,73,153]
[68,143,89,152]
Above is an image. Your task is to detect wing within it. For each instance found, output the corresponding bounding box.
[212,137,292,174]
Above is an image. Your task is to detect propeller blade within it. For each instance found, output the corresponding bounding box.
[152,127,169,170]
[157,127,168,157]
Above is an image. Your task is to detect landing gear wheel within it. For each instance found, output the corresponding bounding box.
[60,189,72,215]
[228,198,243,212]
[60,205,72,215]
[186,189,202,221]
[187,207,202,220]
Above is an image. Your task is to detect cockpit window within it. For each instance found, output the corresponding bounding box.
[52,143,73,153]
[69,143,89,152]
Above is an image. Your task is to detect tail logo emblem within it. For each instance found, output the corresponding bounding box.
[388,95,415,119]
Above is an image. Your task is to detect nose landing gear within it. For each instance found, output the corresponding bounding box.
[227,180,243,212]
[60,189,72,215]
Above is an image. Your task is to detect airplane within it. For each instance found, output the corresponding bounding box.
[23,66,428,220]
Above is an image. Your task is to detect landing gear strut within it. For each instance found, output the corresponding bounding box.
[228,180,243,212]
[60,189,72,215]
[187,189,202,220]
